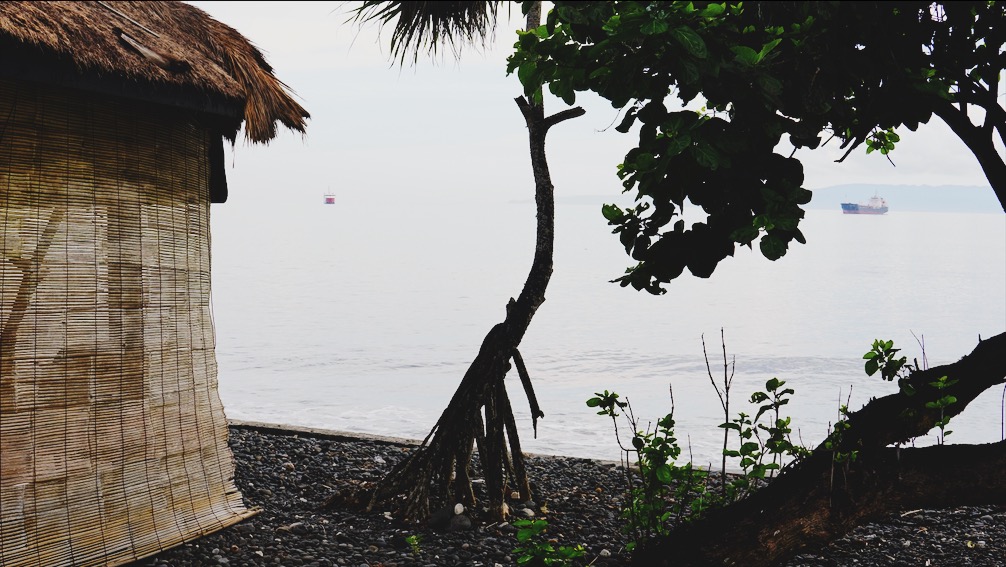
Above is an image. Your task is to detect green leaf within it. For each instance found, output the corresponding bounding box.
[699,3,726,18]
[663,133,692,157]
[601,204,624,222]
[672,26,708,58]
[757,75,783,97]
[731,45,761,65]
[691,144,722,169]
[865,358,879,376]
[641,19,670,36]
[759,38,782,59]
[731,225,760,245]
[556,5,588,25]
[518,61,537,88]
[586,397,601,407]
[680,60,701,85]
[759,234,787,260]
[634,152,656,171]
[588,66,612,80]
[655,464,673,484]
[601,14,621,33]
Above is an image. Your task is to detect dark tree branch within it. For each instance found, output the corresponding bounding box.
[841,332,1006,451]
[934,100,1006,212]
[544,106,587,130]
[966,80,1006,150]
[512,347,544,436]
[514,96,585,133]
[634,332,1006,566]
[637,441,1006,566]
[834,135,865,163]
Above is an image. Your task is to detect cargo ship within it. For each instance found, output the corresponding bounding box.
[841,194,888,214]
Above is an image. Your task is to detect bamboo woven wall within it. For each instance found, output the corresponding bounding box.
[0,79,253,567]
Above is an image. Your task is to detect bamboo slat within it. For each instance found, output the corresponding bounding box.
[0,78,254,567]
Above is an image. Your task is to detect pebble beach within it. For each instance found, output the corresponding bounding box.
[129,423,1006,567]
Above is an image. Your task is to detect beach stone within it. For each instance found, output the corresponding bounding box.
[447,514,473,532]
[429,505,454,529]
[497,522,516,534]
[126,426,1006,567]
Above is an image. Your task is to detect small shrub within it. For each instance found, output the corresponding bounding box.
[512,518,585,566]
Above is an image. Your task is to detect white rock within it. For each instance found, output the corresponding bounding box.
[600,549,612,558]
[454,503,465,515]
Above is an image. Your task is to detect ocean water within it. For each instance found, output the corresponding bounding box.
[210,194,1005,466]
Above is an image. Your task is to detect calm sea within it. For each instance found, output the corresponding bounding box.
[210,194,1005,466]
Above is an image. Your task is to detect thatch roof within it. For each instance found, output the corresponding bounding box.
[0,1,308,143]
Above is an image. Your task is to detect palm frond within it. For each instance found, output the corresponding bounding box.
[353,1,506,64]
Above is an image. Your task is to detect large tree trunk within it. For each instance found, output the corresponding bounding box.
[634,331,1006,566]
[358,91,584,521]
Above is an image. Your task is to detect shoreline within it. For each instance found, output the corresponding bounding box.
[227,419,629,468]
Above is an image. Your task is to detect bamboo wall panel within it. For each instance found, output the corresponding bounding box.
[0,79,253,567]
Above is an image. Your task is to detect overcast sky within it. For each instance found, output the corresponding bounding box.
[188,1,996,209]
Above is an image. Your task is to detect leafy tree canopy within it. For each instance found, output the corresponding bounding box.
[508,1,1006,293]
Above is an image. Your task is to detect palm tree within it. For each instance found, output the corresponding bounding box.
[342,0,584,521]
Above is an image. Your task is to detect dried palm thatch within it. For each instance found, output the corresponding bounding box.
[0,3,309,566]
[354,0,506,64]
[0,1,309,142]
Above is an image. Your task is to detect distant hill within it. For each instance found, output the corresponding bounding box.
[530,184,1003,214]
[809,184,1002,213]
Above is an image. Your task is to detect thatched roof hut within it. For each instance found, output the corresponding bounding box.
[0,3,308,566]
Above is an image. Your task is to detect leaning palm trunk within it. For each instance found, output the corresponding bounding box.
[345,0,584,524]
[364,93,584,521]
